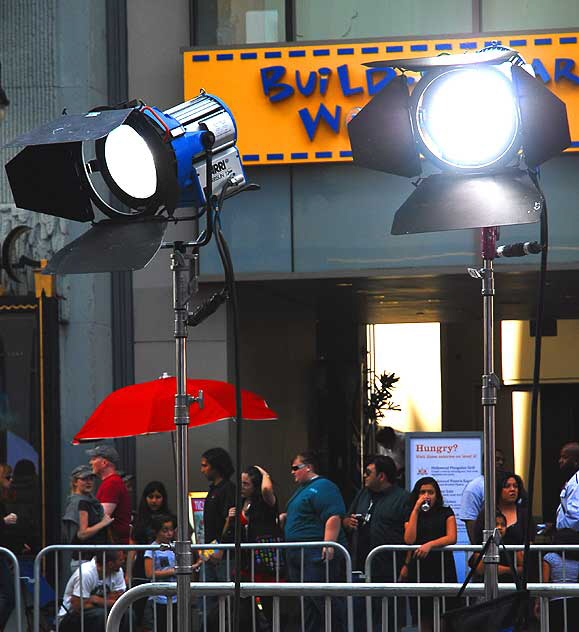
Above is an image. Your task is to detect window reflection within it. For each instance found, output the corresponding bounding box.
[0,311,42,555]
[194,0,286,46]
[295,0,471,41]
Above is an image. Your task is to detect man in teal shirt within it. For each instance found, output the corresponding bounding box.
[282,450,347,632]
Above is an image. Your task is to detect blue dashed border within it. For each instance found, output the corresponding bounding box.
[244,151,356,162]
[195,33,577,65]
[194,34,579,162]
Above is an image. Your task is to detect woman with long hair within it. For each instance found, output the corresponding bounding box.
[221,465,280,628]
[133,481,171,543]
[0,465,14,503]
[131,481,172,574]
[400,476,457,632]
[473,471,534,545]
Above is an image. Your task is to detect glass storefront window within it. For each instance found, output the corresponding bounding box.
[482,2,579,32]
[0,309,42,553]
[295,0,472,41]
[194,0,286,46]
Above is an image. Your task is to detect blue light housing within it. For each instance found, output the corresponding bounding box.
[5,93,246,221]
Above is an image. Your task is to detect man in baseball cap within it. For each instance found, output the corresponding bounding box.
[70,465,96,479]
[87,444,130,543]
[86,444,120,467]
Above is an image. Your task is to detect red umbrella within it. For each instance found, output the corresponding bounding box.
[72,377,277,443]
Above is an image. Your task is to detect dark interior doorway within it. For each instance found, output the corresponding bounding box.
[540,384,579,522]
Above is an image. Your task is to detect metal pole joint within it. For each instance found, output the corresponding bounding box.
[482,530,500,564]
[174,390,204,425]
[174,540,193,575]
[481,373,500,405]
[468,266,495,296]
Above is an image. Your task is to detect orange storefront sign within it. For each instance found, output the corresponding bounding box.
[183,32,579,165]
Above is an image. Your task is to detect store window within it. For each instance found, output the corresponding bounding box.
[294,0,472,40]
[482,1,579,32]
[0,307,41,551]
[193,0,286,46]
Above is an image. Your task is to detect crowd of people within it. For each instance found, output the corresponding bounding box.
[0,435,579,631]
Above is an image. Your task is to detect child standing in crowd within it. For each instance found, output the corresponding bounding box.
[130,481,173,626]
[142,514,178,632]
[470,511,523,581]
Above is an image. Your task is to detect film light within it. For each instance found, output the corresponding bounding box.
[348,47,570,234]
[3,93,246,272]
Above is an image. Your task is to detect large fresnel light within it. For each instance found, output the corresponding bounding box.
[348,47,570,234]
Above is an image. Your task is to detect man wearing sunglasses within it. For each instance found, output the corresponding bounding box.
[343,455,410,630]
[283,450,347,632]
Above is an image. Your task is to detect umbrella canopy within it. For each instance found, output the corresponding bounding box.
[73,377,277,443]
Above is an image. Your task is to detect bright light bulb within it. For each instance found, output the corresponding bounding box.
[104,125,157,198]
[417,68,519,170]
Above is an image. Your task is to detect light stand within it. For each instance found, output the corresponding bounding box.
[469,228,501,599]
[2,91,251,632]
[347,46,570,610]
[171,241,201,632]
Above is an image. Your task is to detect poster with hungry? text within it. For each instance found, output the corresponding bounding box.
[406,432,483,580]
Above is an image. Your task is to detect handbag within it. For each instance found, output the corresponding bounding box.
[442,535,530,632]
[253,533,284,574]
[252,501,285,575]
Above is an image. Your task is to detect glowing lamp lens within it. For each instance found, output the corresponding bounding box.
[104,125,157,199]
[416,68,519,170]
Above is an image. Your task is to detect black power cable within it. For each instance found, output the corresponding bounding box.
[522,169,548,591]
[212,185,244,632]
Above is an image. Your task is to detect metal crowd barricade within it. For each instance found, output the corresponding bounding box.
[34,542,579,632]
[364,543,482,631]
[104,581,579,632]
[32,541,352,632]
[196,541,354,632]
[33,544,161,632]
[0,547,22,632]
[364,543,579,632]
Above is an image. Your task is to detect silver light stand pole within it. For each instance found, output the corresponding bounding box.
[469,227,500,601]
[171,242,203,632]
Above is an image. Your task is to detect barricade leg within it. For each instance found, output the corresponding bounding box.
[0,556,15,628]
[286,548,347,632]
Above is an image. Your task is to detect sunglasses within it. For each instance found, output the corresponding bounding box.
[291,464,307,472]
[363,469,373,476]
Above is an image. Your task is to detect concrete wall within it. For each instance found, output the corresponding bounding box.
[235,286,315,506]
[131,213,232,507]
[131,225,315,508]
[124,1,579,514]
[0,1,113,505]
[127,0,190,109]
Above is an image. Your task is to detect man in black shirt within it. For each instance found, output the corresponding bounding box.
[200,447,235,630]
[201,448,236,545]
[343,455,410,630]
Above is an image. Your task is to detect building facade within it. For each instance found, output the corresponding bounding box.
[1,1,579,537]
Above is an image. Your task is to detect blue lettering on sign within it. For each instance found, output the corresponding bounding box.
[260,66,294,102]
[531,59,551,83]
[257,54,578,144]
[366,67,396,95]
[299,104,342,141]
[296,70,317,96]
[337,64,363,95]
[318,68,332,95]
[555,58,579,85]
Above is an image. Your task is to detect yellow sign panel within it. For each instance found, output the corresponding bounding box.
[183,33,579,165]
